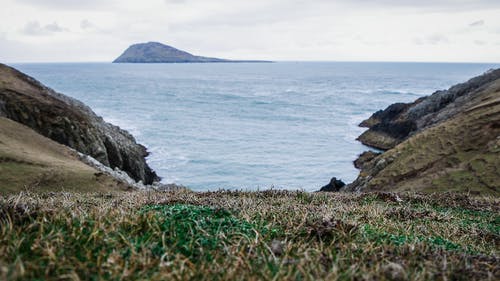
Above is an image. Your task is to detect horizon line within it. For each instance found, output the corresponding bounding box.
[5,60,500,65]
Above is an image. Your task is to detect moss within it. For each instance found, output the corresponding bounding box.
[138,204,261,261]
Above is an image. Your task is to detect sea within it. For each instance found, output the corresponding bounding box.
[11,62,500,191]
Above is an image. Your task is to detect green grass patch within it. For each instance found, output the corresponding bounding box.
[138,204,259,261]
[362,224,465,252]
[441,207,500,236]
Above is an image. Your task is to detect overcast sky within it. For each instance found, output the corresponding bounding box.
[1,0,499,62]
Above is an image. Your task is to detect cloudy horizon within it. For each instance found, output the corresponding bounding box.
[1,0,500,63]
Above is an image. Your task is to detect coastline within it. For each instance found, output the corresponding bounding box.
[1,63,498,191]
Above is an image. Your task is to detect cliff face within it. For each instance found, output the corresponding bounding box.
[0,63,159,184]
[346,69,500,195]
[357,69,500,150]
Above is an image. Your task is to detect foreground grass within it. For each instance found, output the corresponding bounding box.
[0,190,498,280]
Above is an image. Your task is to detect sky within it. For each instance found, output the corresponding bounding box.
[0,0,499,63]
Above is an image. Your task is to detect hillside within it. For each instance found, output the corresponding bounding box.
[0,63,159,185]
[346,70,500,194]
[113,42,270,63]
[0,117,128,194]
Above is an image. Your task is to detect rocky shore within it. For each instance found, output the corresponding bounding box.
[0,63,159,185]
[343,69,500,194]
[2,62,498,195]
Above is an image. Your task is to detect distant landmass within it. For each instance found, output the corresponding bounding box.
[113,42,271,63]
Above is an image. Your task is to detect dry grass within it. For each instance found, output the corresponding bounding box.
[0,190,498,280]
[0,117,126,194]
[353,79,500,195]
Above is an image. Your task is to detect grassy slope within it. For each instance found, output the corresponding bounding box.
[357,80,500,194]
[0,117,128,194]
[0,190,498,280]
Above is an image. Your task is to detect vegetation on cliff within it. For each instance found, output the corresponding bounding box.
[1,190,498,280]
[348,69,500,194]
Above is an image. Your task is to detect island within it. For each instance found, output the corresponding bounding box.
[113,41,271,63]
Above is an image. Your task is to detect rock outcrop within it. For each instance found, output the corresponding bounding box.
[346,69,500,195]
[0,63,159,184]
[319,177,346,192]
[353,151,381,170]
[113,42,271,63]
[357,69,500,150]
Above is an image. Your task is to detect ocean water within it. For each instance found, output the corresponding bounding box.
[12,62,500,191]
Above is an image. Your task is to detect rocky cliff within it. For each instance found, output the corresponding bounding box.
[0,63,159,184]
[357,69,500,150]
[346,69,500,194]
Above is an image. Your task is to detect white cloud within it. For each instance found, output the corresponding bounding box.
[80,19,94,29]
[165,0,187,4]
[469,20,485,27]
[21,21,67,36]
[0,0,499,62]
[426,34,450,45]
[16,0,117,10]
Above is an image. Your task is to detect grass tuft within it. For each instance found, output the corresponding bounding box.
[0,190,498,280]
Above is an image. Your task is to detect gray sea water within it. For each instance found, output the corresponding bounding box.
[12,62,500,191]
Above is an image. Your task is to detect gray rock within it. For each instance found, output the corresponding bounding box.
[382,262,406,281]
[319,177,346,192]
[354,150,381,169]
[270,240,284,256]
[78,151,185,191]
[357,68,500,150]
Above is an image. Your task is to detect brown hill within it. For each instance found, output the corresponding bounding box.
[0,117,129,194]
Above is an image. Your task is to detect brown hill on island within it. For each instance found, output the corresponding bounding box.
[0,63,159,185]
[113,42,271,63]
[346,69,500,195]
